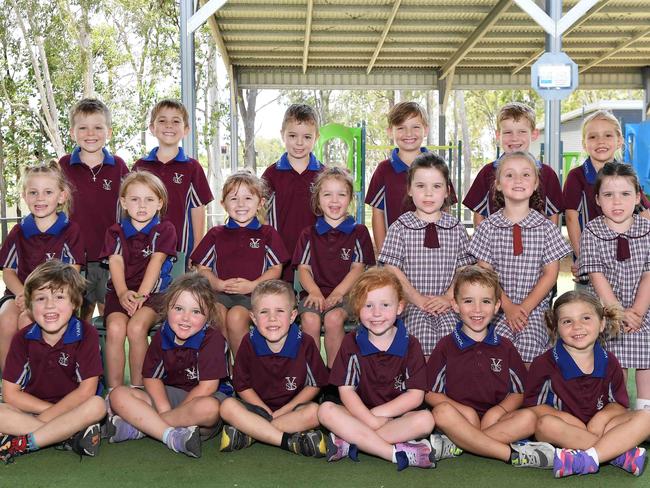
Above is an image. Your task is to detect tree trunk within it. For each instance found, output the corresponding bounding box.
[79,2,94,97]
[237,88,258,171]
[206,43,223,227]
[426,90,436,146]
[458,91,472,221]
[0,109,7,240]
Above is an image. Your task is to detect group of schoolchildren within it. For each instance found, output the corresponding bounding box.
[0,96,649,479]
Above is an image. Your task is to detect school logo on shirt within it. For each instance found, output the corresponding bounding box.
[185,366,199,381]
[340,248,352,261]
[596,395,604,410]
[102,179,112,191]
[490,358,502,373]
[172,173,184,184]
[59,352,70,367]
[285,376,298,391]
[45,252,56,261]
[141,246,153,257]
[393,374,406,391]
[249,238,261,249]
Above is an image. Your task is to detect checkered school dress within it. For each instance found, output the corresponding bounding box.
[468,210,572,362]
[379,211,475,356]
[578,215,650,368]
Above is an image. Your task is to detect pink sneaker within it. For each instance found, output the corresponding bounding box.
[395,440,434,471]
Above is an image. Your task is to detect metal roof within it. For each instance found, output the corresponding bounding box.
[204,0,650,89]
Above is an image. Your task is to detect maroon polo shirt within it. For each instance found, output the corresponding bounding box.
[0,213,85,284]
[563,158,650,232]
[329,320,427,409]
[426,324,526,416]
[190,218,289,286]
[233,324,328,412]
[364,149,458,228]
[523,340,628,424]
[143,322,229,392]
[261,152,324,281]
[462,159,564,218]
[100,217,177,292]
[3,317,102,403]
[292,216,375,299]
[59,148,129,261]
[132,147,213,255]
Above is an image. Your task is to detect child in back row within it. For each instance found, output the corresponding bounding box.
[219,280,329,458]
[462,102,564,227]
[132,99,213,261]
[263,103,324,283]
[468,151,572,364]
[0,261,105,464]
[192,170,289,357]
[101,171,177,389]
[577,162,650,412]
[525,291,650,478]
[426,265,554,469]
[380,153,474,357]
[319,268,435,471]
[106,273,230,459]
[59,98,130,320]
[0,162,84,371]
[294,167,375,367]
[365,102,457,251]
[563,110,650,280]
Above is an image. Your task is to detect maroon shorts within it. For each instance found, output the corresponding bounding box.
[104,291,165,318]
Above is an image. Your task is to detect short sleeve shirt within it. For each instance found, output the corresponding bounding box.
[100,217,177,293]
[463,159,564,217]
[132,147,213,255]
[59,148,130,261]
[190,218,289,286]
[426,324,526,416]
[329,320,427,409]
[3,317,103,403]
[292,216,375,298]
[0,213,85,283]
[143,322,229,392]
[233,324,329,412]
[523,340,628,424]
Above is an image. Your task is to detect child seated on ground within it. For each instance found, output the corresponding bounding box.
[318,267,435,471]
[219,280,329,458]
[106,273,230,458]
[425,265,553,468]
[0,261,105,464]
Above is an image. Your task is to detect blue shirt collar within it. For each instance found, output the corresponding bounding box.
[250,323,302,358]
[583,157,601,185]
[141,146,190,163]
[121,216,160,239]
[70,146,116,166]
[552,339,608,380]
[452,322,500,350]
[160,321,207,350]
[355,318,409,357]
[315,216,356,235]
[389,147,428,173]
[25,316,83,344]
[493,154,542,169]
[21,212,68,239]
[225,217,262,230]
[275,152,322,171]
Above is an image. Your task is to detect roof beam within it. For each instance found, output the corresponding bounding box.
[200,0,232,68]
[580,26,650,72]
[511,0,613,74]
[188,0,227,34]
[302,0,314,73]
[367,0,401,74]
[439,0,512,80]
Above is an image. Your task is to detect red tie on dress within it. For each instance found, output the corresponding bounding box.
[616,236,631,261]
[424,223,440,249]
[512,224,523,256]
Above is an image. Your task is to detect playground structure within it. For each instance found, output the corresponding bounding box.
[625,120,650,195]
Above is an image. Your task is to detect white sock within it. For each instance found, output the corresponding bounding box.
[585,447,600,465]
[634,398,650,411]
[391,446,397,463]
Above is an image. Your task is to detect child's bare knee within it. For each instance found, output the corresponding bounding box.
[317,401,338,423]
[535,414,558,436]
[432,402,455,426]
[85,395,108,420]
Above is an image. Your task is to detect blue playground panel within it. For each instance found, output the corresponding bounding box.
[624,120,650,195]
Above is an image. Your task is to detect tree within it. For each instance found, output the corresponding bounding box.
[237,88,258,170]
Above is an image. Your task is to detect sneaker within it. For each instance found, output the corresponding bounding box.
[0,435,28,464]
[611,446,647,476]
[286,430,327,458]
[510,440,555,469]
[429,433,463,462]
[553,448,599,478]
[104,416,145,444]
[166,426,201,458]
[219,425,253,452]
[326,433,356,462]
[69,424,101,457]
[394,440,434,471]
